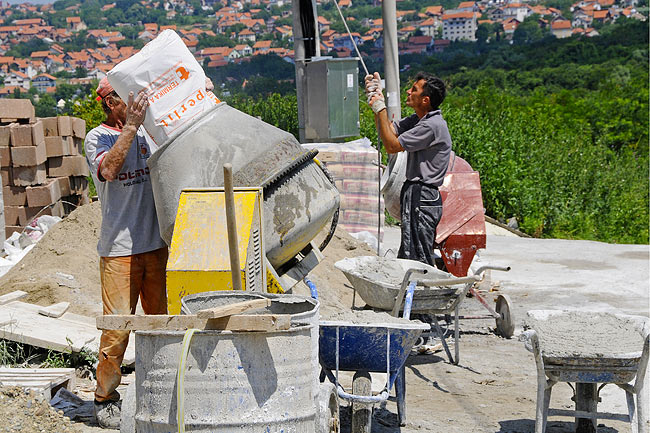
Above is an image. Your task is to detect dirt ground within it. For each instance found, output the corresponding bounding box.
[0,203,642,432]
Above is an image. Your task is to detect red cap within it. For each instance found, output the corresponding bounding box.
[96,77,114,101]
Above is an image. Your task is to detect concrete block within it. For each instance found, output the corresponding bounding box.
[11,140,47,167]
[31,121,45,146]
[47,156,89,177]
[41,117,58,137]
[4,205,25,225]
[0,146,11,167]
[26,178,61,207]
[0,100,35,122]
[45,136,69,157]
[5,225,22,237]
[68,137,83,155]
[0,125,12,147]
[10,124,32,147]
[57,116,72,137]
[12,163,46,186]
[57,176,71,196]
[70,176,89,194]
[1,166,12,186]
[71,117,86,139]
[3,186,27,206]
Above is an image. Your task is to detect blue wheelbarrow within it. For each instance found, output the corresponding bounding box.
[318,285,429,432]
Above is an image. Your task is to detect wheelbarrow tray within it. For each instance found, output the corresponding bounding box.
[524,309,648,384]
[319,320,429,373]
[335,256,465,313]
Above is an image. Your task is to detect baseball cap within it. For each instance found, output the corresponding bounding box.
[96,77,114,101]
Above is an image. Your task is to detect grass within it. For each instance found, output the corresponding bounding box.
[0,338,97,371]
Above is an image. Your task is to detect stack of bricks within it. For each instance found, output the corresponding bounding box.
[303,139,385,240]
[0,100,89,238]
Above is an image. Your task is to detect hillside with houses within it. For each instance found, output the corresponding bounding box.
[0,0,645,111]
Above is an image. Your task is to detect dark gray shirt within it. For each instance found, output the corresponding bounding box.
[393,110,452,186]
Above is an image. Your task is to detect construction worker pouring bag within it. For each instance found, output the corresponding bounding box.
[84,29,217,429]
[365,71,452,267]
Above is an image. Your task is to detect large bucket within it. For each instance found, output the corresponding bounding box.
[147,102,339,269]
[135,293,320,432]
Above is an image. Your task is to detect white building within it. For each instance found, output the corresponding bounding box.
[441,12,479,41]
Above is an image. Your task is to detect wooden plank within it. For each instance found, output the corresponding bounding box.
[97,313,291,332]
[196,299,270,319]
[38,302,70,318]
[0,301,135,365]
[0,367,75,399]
[0,290,27,305]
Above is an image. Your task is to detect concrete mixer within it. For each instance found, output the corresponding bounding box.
[147,102,340,313]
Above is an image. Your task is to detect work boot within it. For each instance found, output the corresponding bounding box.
[94,399,121,430]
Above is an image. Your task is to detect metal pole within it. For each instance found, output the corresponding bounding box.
[382,0,401,122]
[292,0,307,143]
[223,163,243,292]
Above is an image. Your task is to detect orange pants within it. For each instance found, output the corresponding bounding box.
[95,247,168,403]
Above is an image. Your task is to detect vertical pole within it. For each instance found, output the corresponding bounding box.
[292,0,307,143]
[223,163,243,292]
[575,383,598,433]
[382,0,401,123]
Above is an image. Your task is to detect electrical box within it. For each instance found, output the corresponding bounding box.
[304,57,359,141]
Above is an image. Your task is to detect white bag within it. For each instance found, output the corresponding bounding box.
[107,30,220,147]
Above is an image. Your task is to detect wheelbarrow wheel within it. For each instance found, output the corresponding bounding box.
[495,294,515,338]
[351,371,372,433]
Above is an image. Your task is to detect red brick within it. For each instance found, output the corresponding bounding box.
[31,120,44,146]
[1,166,12,186]
[5,225,23,237]
[26,178,61,207]
[45,136,69,157]
[41,117,58,136]
[3,186,27,206]
[47,156,89,177]
[0,146,11,168]
[68,137,83,155]
[0,99,35,121]
[72,117,86,139]
[12,163,46,186]
[57,116,72,136]
[57,177,71,196]
[10,124,32,147]
[0,125,12,147]
[11,140,46,167]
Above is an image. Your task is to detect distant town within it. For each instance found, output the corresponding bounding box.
[0,0,645,102]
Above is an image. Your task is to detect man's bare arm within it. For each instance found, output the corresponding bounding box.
[100,92,148,181]
[371,94,404,154]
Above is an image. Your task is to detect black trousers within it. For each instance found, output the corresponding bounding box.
[397,180,443,267]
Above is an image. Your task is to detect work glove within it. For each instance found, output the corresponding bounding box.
[365,73,385,114]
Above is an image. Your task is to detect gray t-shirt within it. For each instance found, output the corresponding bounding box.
[394,110,452,186]
[84,124,166,257]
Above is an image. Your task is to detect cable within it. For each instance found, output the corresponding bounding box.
[332,0,369,76]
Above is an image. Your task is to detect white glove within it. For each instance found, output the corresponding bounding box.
[365,73,385,113]
[370,95,386,114]
[364,74,381,95]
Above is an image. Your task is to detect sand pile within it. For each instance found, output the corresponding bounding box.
[0,387,83,433]
[0,201,381,319]
[0,202,103,317]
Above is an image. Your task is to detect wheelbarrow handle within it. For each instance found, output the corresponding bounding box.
[419,275,481,287]
[392,268,427,317]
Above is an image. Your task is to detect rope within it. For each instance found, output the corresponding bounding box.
[177,328,199,433]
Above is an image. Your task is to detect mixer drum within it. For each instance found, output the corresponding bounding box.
[147,102,340,269]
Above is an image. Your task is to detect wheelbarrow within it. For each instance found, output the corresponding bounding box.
[335,256,512,364]
[319,312,429,432]
[521,310,649,433]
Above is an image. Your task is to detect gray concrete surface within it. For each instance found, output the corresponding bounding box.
[380,224,650,320]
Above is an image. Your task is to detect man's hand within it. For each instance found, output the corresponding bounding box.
[365,72,385,114]
[125,91,148,129]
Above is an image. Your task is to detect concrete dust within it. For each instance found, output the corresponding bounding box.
[0,202,103,317]
[525,311,646,359]
[324,308,417,325]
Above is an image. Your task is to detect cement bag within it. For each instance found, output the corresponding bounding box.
[107,29,220,147]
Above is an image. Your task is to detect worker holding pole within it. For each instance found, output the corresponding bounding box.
[365,72,452,267]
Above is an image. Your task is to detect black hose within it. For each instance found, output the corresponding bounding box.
[315,160,339,252]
